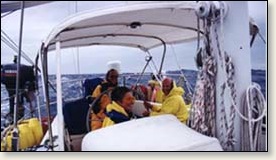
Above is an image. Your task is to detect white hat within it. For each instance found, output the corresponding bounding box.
[107,60,121,73]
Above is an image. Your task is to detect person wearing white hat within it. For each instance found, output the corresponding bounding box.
[90,68,119,130]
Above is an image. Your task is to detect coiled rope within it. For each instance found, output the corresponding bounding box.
[189,15,217,137]
[241,83,266,151]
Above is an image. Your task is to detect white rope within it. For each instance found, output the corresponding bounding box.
[213,4,236,150]
[189,16,216,137]
[192,2,266,151]
[219,83,230,150]
[231,83,266,123]
[241,83,266,151]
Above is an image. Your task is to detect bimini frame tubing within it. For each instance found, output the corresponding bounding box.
[55,40,65,151]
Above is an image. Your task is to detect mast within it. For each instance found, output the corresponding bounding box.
[214,1,251,151]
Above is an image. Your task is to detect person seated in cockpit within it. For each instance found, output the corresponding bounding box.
[90,69,119,130]
[102,86,135,128]
[143,77,189,124]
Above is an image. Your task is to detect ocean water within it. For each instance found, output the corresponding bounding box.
[1,69,266,128]
[251,69,266,98]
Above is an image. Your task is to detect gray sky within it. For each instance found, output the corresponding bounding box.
[1,1,267,74]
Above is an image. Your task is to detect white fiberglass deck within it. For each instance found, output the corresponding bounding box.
[82,115,223,151]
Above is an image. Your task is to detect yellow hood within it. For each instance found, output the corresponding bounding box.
[106,101,128,117]
[166,83,185,98]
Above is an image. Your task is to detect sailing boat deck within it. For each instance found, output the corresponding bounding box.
[1,1,267,151]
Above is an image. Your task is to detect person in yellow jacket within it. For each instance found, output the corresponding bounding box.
[143,77,189,124]
[102,86,135,128]
[90,69,119,130]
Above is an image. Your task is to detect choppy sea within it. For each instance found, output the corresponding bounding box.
[1,69,266,129]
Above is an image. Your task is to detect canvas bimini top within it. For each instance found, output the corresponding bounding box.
[42,1,203,53]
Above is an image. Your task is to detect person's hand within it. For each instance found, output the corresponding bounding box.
[142,110,150,117]
[143,101,153,110]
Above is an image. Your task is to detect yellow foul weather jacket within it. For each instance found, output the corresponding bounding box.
[150,85,189,124]
[90,81,113,130]
[102,101,131,128]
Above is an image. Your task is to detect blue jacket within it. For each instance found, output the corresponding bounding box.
[102,101,131,128]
